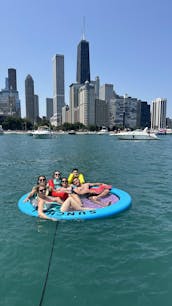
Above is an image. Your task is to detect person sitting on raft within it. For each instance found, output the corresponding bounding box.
[68,168,85,184]
[24,175,49,202]
[55,177,86,207]
[36,184,90,221]
[48,171,68,200]
[72,178,112,203]
[48,170,62,190]
[55,177,73,193]
[24,174,68,203]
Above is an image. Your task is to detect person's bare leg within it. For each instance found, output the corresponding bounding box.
[89,189,111,206]
[60,198,72,212]
[60,197,90,212]
[69,198,90,210]
[70,194,83,206]
[95,189,109,200]
[89,196,104,206]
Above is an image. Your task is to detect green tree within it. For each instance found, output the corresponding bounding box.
[87,124,98,131]
[2,116,33,130]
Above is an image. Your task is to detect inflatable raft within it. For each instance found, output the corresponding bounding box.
[18,187,131,221]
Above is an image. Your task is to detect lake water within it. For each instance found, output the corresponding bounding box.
[0,133,172,306]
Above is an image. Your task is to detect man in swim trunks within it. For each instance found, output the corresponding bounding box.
[72,178,112,203]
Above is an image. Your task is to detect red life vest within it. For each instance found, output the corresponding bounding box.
[48,179,68,201]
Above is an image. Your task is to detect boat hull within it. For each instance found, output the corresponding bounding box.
[117,134,158,140]
[32,133,52,139]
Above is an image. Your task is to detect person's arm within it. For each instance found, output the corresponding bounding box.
[55,186,71,194]
[24,187,36,202]
[88,182,102,187]
[79,173,85,184]
[37,198,57,221]
[39,193,64,205]
[68,173,74,184]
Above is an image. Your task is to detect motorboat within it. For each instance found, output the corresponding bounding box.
[32,126,52,139]
[157,129,166,135]
[115,127,159,140]
[68,130,76,135]
[97,126,109,135]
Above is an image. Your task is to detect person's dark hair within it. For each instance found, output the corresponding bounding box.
[61,177,68,183]
[36,184,46,192]
[72,177,79,183]
[72,168,78,172]
[37,175,46,184]
[53,170,61,177]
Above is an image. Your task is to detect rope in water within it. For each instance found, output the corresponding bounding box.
[39,221,59,306]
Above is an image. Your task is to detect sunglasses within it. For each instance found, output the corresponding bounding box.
[55,173,61,176]
[39,178,46,181]
[39,188,46,193]
[62,180,67,183]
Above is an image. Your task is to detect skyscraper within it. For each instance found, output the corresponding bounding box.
[76,39,90,84]
[46,98,53,120]
[25,74,35,123]
[151,98,167,129]
[0,68,21,117]
[69,83,82,123]
[8,68,17,91]
[79,81,95,126]
[34,94,39,121]
[52,54,65,125]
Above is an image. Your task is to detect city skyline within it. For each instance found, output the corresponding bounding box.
[0,0,171,118]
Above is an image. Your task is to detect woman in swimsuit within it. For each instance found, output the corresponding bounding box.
[24,175,50,202]
[36,184,90,221]
[24,174,68,203]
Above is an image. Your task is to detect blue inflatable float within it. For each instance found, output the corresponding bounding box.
[18,187,132,221]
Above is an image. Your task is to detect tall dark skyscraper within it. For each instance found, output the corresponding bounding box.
[76,39,90,84]
[25,74,35,123]
[8,68,17,90]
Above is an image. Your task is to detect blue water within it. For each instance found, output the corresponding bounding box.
[0,134,172,306]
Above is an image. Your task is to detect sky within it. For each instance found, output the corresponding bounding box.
[0,0,172,118]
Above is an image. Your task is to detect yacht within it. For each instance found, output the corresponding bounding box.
[115,127,159,140]
[97,126,109,135]
[32,126,52,139]
[68,130,76,135]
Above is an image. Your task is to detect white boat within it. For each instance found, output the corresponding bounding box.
[115,127,159,140]
[97,126,109,135]
[32,126,52,139]
[166,129,172,134]
[157,129,166,135]
[68,130,76,135]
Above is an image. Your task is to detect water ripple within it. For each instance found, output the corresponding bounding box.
[1,135,172,306]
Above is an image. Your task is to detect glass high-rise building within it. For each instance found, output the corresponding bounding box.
[8,68,17,91]
[46,98,53,120]
[76,39,90,84]
[151,98,167,129]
